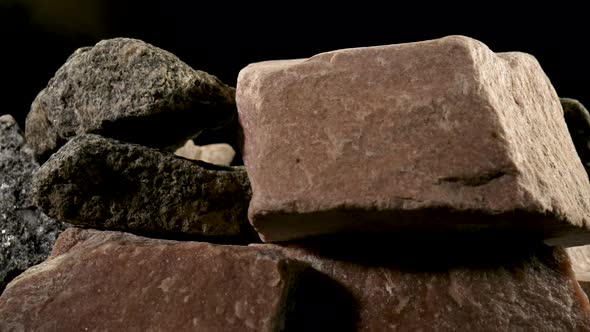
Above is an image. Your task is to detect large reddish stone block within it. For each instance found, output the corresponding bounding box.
[237,35,590,244]
[0,228,308,331]
[256,240,590,331]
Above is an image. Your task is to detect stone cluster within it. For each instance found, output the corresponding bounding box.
[2,35,590,331]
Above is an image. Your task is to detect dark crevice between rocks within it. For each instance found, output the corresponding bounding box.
[63,224,261,246]
[1,269,24,296]
[437,169,510,187]
[256,205,587,249]
[282,264,358,332]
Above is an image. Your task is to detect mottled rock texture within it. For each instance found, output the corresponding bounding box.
[25,37,237,162]
[0,115,67,293]
[567,245,590,299]
[237,35,590,244]
[257,238,590,331]
[31,134,257,243]
[0,228,309,331]
[562,98,590,176]
[175,140,236,166]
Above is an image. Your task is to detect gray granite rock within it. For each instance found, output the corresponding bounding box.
[562,98,590,176]
[0,115,67,293]
[25,37,237,162]
[237,35,590,245]
[31,134,258,243]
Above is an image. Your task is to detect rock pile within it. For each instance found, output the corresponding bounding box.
[2,35,590,331]
[0,115,68,293]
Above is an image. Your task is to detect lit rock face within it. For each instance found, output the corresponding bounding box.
[175,139,236,166]
[25,38,237,162]
[31,134,257,243]
[237,35,590,244]
[257,239,590,331]
[0,229,309,331]
[0,115,67,292]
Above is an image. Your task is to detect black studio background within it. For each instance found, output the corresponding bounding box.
[1,1,588,128]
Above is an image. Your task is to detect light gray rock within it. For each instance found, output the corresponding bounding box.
[175,140,236,166]
[25,37,237,162]
[31,134,258,243]
[237,35,590,245]
[0,114,67,293]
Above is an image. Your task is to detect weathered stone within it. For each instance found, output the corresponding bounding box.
[257,239,590,331]
[175,139,236,166]
[25,37,237,162]
[0,115,67,293]
[0,228,308,331]
[31,134,257,243]
[562,98,590,176]
[237,35,590,244]
[567,245,590,298]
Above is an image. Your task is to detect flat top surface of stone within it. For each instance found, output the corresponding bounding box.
[237,35,590,244]
[0,228,302,331]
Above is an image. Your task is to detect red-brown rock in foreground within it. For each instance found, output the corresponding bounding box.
[256,239,590,331]
[237,35,590,244]
[0,228,307,331]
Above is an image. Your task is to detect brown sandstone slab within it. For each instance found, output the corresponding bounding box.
[237,35,590,244]
[0,228,308,331]
[256,239,590,331]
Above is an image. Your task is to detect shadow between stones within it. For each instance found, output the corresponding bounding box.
[284,267,358,332]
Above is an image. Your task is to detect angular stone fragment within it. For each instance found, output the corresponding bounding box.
[237,35,590,244]
[257,239,590,331]
[562,98,590,176]
[31,134,257,243]
[175,139,236,166]
[0,228,306,331]
[25,37,237,162]
[567,245,590,298]
[0,115,67,292]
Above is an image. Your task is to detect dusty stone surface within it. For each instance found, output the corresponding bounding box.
[567,245,590,300]
[0,115,67,293]
[0,228,307,331]
[562,98,590,176]
[237,35,590,244]
[25,37,237,162]
[257,239,590,331]
[175,139,236,166]
[31,134,257,243]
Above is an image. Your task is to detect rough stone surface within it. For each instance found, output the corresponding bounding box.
[562,98,590,176]
[237,35,590,244]
[0,115,67,293]
[31,134,257,243]
[25,37,237,162]
[0,228,307,331]
[175,139,236,166]
[567,245,590,300]
[257,239,590,331]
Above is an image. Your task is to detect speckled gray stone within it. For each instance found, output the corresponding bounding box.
[25,38,237,162]
[0,115,67,293]
[31,134,257,243]
[237,35,590,245]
